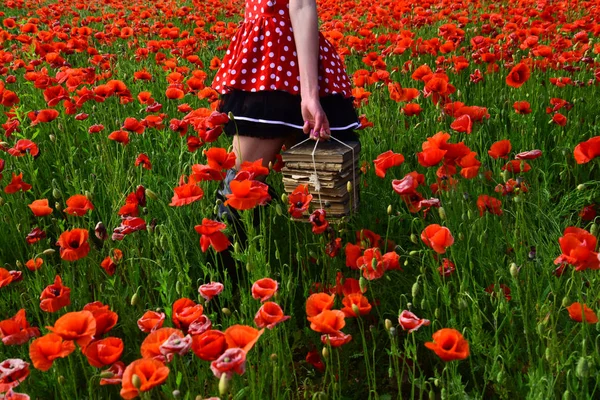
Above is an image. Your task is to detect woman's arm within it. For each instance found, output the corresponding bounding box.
[289,0,330,140]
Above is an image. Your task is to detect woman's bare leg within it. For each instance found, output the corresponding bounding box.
[231,135,287,171]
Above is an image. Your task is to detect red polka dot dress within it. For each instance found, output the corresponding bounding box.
[212,0,360,139]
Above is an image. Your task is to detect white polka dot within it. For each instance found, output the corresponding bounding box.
[293,85,298,91]
[284,46,289,51]
[252,68,257,73]
[270,63,275,68]
[251,78,256,83]
[280,56,285,61]
[230,79,236,85]
[267,41,272,47]
[260,85,265,90]
[269,52,274,57]
[260,75,265,80]
[242,69,247,73]
[290,61,295,66]
[270,84,276,89]
[241,79,246,84]
[270,73,276,79]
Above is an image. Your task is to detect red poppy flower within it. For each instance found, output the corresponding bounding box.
[552,113,567,126]
[566,303,599,324]
[64,194,94,216]
[488,139,511,159]
[321,331,352,347]
[421,224,454,254]
[402,103,422,116]
[135,153,152,170]
[506,62,530,88]
[28,109,59,125]
[137,311,166,333]
[198,282,224,302]
[210,348,246,379]
[191,330,227,361]
[0,358,29,393]
[108,130,129,145]
[288,184,313,218]
[141,328,183,361]
[476,195,503,217]
[28,199,52,217]
[4,172,32,194]
[438,258,456,277]
[84,337,124,368]
[502,160,531,173]
[89,124,104,134]
[308,310,346,335]
[83,301,118,337]
[204,147,236,171]
[373,150,404,178]
[0,268,21,289]
[239,159,270,179]
[100,361,125,386]
[40,275,71,313]
[341,293,372,317]
[169,182,204,207]
[579,205,596,221]
[7,139,39,157]
[224,325,264,352]
[513,101,532,114]
[306,349,325,372]
[172,298,204,332]
[309,209,329,234]
[450,114,473,134]
[120,358,169,399]
[485,283,512,301]
[515,150,542,160]
[29,333,76,371]
[574,136,600,164]
[25,258,43,271]
[0,309,41,346]
[224,178,271,210]
[194,219,230,252]
[554,227,600,272]
[425,328,469,361]
[251,278,278,302]
[254,302,290,329]
[46,311,96,348]
[159,333,192,361]
[398,310,431,333]
[306,293,335,318]
[56,228,90,261]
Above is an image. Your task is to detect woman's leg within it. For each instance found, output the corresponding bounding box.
[231,135,287,171]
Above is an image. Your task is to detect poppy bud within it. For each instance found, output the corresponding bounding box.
[275,203,283,216]
[458,297,468,310]
[281,193,288,203]
[496,369,505,383]
[268,161,273,170]
[434,308,440,318]
[359,277,367,292]
[322,346,329,358]
[410,233,418,244]
[347,181,352,193]
[313,392,327,400]
[275,248,280,260]
[370,257,378,270]
[385,319,393,331]
[545,347,552,362]
[591,223,598,237]
[227,111,235,121]
[438,207,446,220]
[218,372,229,395]
[411,281,419,298]
[408,250,418,256]
[131,289,140,306]
[99,371,115,379]
[577,184,586,191]
[55,202,62,211]
[389,327,396,336]
[387,205,392,215]
[388,367,393,378]
[246,262,253,272]
[176,280,182,295]
[215,198,223,207]
[221,307,231,316]
[145,188,158,201]
[562,296,570,308]
[43,248,56,255]
[429,390,435,400]
[0,198,4,206]
[513,195,522,203]
[85,191,92,201]
[509,263,519,278]
[58,376,65,384]
[352,304,361,317]
[501,169,510,181]
[467,209,473,219]
[576,357,589,378]
[563,390,572,400]
[404,259,409,267]
[15,260,22,268]
[407,302,412,310]
[458,232,464,241]
[172,390,180,398]
[270,353,278,361]
[53,188,62,199]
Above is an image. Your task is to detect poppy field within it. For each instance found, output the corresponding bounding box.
[2,0,600,398]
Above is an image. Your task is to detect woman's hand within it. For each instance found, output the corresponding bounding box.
[301,97,330,141]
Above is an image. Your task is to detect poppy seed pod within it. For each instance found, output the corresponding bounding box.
[577,184,586,191]
[172,390,180,397]
[321,347,329,358]
[52,188,62,199]
[385,319,393,331]
[347,181,352,193]
[410,234,418,244]
[281,193,288,203]
[131,374,142,389]
[43,248,56,255]
[438,207,446,220]
[591,223,598,236]
[359,277,367,292]
[387,205,392,215]
[130,290,140,306]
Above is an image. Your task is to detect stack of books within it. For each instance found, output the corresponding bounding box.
[281,140,360,220]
